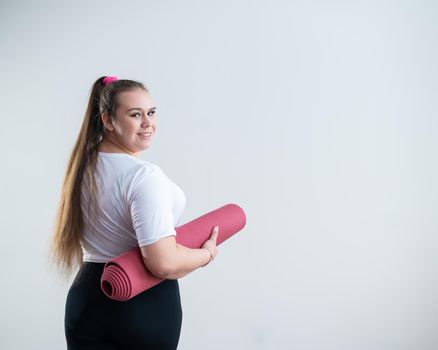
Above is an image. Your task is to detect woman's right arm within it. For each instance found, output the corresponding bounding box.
[140,226,219,280]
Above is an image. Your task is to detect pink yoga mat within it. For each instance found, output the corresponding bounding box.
[101,203,246,301]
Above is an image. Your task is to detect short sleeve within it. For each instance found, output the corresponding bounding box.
[127,165,177,247]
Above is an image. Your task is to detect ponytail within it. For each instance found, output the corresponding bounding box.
[50,76,148,275]
[50,77,106,275]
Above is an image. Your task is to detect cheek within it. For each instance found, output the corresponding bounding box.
[116,121,137,135]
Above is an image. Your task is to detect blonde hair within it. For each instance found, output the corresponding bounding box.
[50,77,148,276]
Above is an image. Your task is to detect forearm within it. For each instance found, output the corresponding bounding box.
[164,244,211,279]
[141,236,214,280]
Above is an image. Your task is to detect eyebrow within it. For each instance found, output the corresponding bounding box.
[126,107,157,112]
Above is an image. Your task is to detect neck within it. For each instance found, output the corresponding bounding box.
[99,137,139,157]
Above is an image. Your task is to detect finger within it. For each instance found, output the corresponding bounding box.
[212,228,219,241]
[212,249,218,259]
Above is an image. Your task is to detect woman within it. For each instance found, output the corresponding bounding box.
[51,76,219,350]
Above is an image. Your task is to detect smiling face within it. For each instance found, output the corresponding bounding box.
[100,87,157,156]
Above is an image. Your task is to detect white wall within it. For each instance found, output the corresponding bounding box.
[1,0,437,349]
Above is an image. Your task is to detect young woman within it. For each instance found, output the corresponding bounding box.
[51,76,219,350]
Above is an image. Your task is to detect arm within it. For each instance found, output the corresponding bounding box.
[130,167,217,279]
[140,236,212,280]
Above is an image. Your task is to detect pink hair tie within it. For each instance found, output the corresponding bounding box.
[103,76,119,86]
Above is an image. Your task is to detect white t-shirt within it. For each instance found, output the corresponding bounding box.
[80,152,186,262]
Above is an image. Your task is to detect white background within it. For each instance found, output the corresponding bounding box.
[1,0,437,349]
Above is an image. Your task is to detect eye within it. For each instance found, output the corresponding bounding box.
[130,111,156,118]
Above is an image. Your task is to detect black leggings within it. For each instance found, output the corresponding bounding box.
[65,262,182,350]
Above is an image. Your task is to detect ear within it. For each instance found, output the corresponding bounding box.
[101,113,114,131]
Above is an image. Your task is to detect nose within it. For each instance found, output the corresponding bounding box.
[141,114,153,126]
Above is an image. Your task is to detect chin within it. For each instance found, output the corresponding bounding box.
[140,144,151,151]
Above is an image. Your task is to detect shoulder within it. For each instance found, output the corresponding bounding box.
[126,159,167,196]
[129,159,162,181]
[98,153,159,181]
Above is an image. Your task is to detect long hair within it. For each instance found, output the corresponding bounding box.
[50,76,148,276]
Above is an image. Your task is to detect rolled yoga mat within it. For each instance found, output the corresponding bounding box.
[101,203,246,301]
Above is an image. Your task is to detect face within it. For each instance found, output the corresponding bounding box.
[102,88,157,155]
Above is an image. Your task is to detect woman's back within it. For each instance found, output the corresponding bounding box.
[81,152,186,263]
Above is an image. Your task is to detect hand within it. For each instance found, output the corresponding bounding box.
[201,226,219,265]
